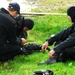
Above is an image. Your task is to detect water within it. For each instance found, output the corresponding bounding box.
[0,0,39,12]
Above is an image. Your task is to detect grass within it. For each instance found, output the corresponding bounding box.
[27,15,71,44]
[0,15,74,75]
[31,0,75,13]
[0,52,75,75]
[1,0,75,75]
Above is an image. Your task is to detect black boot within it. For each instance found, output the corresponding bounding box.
[38,58,56,65]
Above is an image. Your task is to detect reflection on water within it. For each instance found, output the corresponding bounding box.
[0,0,39,12]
